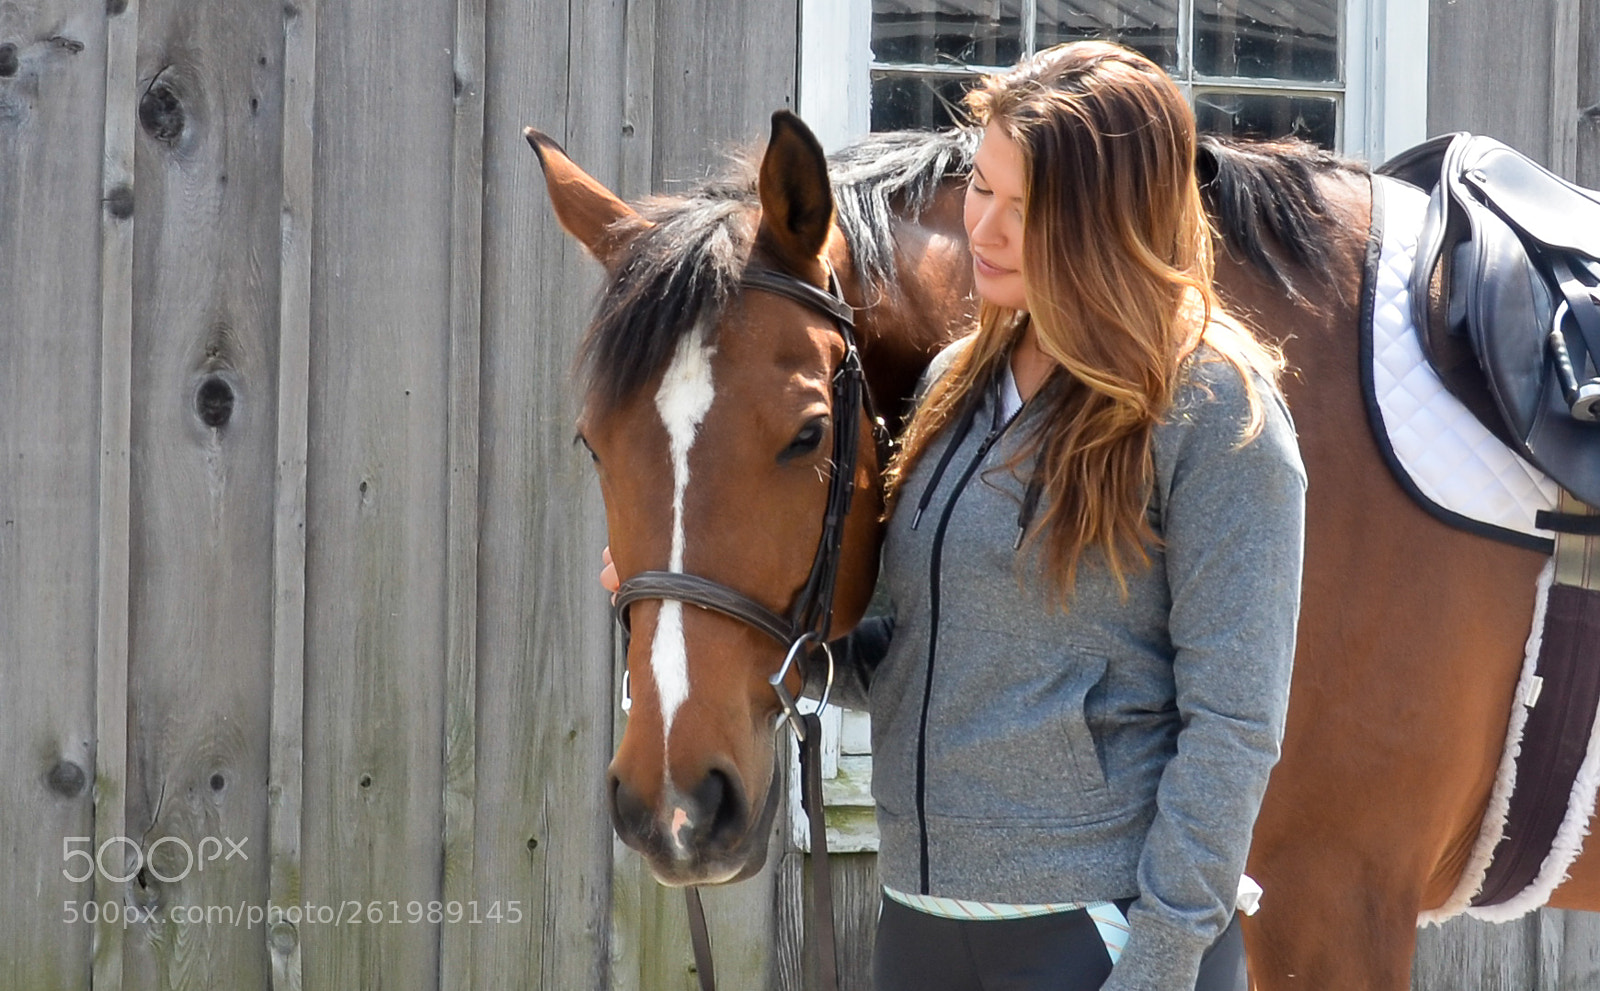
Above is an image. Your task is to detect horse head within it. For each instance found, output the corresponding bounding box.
[527,112,887,886]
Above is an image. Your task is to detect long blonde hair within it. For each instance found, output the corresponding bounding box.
[885,41,1285,603]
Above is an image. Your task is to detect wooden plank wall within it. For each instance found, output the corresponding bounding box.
[1413,1,1600,987]
[0,0,106,986]
[0,0,801,987]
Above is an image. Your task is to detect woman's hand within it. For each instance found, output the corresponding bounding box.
[601,545,620,600]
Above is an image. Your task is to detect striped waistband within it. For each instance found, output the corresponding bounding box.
[881,886,1131,963]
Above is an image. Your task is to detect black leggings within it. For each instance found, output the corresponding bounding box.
[872,896,1246,991]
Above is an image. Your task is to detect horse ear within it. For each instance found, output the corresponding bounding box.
[756,111,835,275]
[524,126,644,268]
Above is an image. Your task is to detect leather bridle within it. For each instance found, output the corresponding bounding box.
[611,263,879,991]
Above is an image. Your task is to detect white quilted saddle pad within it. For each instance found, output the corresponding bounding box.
[1368,175,1558,542]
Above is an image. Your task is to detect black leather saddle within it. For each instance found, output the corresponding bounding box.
[1377,133,1600,512]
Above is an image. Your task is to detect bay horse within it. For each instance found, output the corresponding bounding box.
[526,111,1597,988]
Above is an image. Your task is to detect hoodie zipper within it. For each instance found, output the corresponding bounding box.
[914,385,1025,894]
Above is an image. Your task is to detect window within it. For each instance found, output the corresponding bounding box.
[800,0,1429,161]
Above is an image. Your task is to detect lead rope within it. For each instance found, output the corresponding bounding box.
[799,712,840,991]
[683,713,838,991]
[686,886,716,991]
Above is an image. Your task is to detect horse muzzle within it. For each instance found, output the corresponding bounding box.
[607,753,783,886]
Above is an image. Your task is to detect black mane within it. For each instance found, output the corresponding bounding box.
[578,129,979,412]
[1196,135,1368,300]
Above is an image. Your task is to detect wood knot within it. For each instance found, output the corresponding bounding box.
[270,920,298,952]
[196,376,234,428]
[210,773,225,791]
[0,44,18,78]
[106,183,134,219]
[107,0,128,14]
[47,760,86,797]
[139,71,186,145]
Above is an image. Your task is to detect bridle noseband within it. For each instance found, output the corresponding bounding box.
[609,262,878,991]
[612,262,879,741]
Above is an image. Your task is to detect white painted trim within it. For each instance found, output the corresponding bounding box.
[797,0,871,152]
[1349,0,1430,163]
[1343,0,1371,157]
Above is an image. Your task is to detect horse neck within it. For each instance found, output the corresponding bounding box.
[835,179,975,427]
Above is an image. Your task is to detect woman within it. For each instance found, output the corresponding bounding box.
[607,41,1305,991]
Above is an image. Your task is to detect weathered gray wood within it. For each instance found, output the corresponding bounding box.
[0,1,108,987]
[650,0,800,190]
[1413,913,1540,990]
[473,0,621,984]
[117,0,285,983]
[610,846,779,991]
[1411,908,1600,990]
[93,0,139,986]
[268,0,317,986]
[440,0,485,986]
[1550,0,1581,177]
[620,0,656,200]
[298,0,455,983]
[1428,0,1558,167]
[1578,0,1600,189]
[776,851,878,991]
[1554,908,1600,989]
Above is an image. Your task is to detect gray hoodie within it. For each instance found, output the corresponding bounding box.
[830,343,1305,990]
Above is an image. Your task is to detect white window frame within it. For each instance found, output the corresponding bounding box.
[799,0,1429,162]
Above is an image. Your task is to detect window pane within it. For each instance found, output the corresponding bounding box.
[1194,0,1340,82]
[872,0,1024,68]
[871,71,979,130]
[1193,90,1337,148]
[1034,1,1180,71]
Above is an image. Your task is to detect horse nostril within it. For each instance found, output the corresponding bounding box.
[610,773,652,842]
[694,768,747,845]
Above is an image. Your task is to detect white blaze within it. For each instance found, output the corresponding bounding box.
[650,325,716,741]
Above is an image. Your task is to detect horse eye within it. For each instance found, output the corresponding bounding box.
[778,416,829,464]
[575,433,599,464]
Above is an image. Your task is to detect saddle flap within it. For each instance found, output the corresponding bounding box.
[1456,204,1556,443]
[1458,140,1600,260]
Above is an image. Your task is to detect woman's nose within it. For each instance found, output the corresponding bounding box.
[970,208,998,246]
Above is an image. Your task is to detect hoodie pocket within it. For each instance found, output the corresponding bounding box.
[926,628,1115,824]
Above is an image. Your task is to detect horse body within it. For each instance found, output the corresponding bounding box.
[531,116,1597,989]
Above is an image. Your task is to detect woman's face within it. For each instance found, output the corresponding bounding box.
[964,123,1029,311]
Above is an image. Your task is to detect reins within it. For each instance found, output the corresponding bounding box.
[612,262,879,991]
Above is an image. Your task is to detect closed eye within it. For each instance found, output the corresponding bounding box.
[778,416,829,464]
